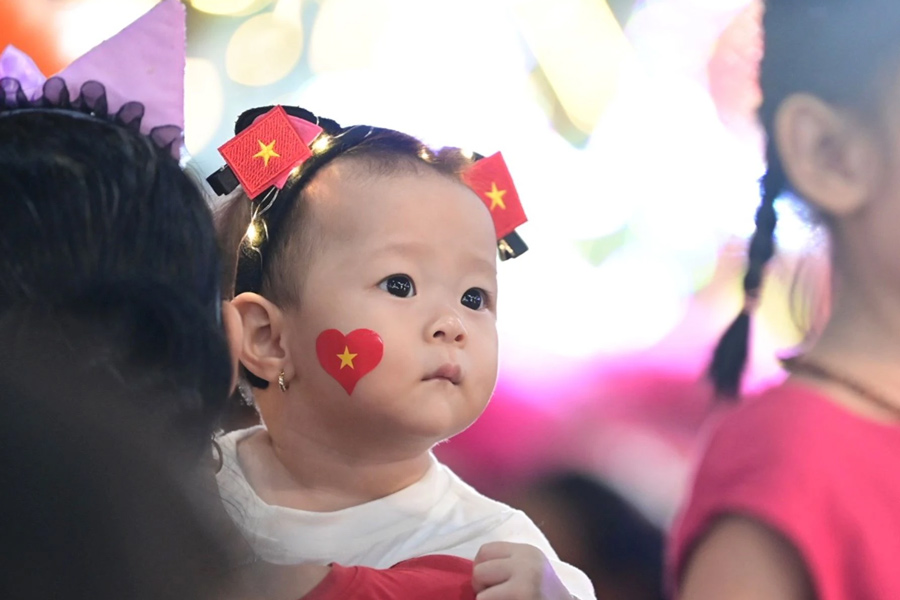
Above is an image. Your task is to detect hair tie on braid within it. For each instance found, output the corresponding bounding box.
[743,289,761,314]
[709,153,784,399]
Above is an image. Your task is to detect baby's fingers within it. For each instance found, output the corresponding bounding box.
[472,557,513,593]
[476,579,538,600]
[475,541,517,564]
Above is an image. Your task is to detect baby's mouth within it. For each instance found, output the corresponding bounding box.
[423,364,462,385]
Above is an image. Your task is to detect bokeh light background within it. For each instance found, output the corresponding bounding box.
[2,0,823,526]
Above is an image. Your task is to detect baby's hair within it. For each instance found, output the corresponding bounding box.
[709,0,900,397]
[0,110,231,443]
[215,114,474,390]
[216,129,473,305]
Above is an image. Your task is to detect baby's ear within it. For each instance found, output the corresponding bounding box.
[230,293,290,385]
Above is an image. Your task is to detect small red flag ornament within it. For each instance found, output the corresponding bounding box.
[462,151,527,240]
[218,105,316,199]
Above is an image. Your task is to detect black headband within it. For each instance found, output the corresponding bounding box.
[207,106,528,298]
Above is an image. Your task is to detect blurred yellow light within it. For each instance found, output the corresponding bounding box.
[460,148,475,160]
[184,58,223,155]
[246,221,262,245]
[226,8,304,87]
[311,134,332,154]
[189,0,274,17]
[308,0,389,73]
[513,0,632,133]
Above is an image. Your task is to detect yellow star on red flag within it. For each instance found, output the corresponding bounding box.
[485,182,507,210]
[253,139,280,167]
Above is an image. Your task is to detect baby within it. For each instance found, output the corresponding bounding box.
[209,106,594,600]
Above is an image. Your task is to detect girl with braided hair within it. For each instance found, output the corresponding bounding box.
[670,1,900,598]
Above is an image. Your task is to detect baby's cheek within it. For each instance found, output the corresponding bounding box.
[374,343,415,381]
[342,338,399,391]
[472,329,499,365]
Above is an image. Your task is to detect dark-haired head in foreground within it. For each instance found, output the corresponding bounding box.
[0,109,238,598]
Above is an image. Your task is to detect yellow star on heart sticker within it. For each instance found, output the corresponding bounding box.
[337,346,358,369]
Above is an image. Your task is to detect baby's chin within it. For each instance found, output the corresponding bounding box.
[351,392,481,444]
[400,400,484,444]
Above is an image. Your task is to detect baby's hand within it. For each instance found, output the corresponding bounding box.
[472,542,573,600]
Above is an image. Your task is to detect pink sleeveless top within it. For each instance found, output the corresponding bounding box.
[669,382,900,599]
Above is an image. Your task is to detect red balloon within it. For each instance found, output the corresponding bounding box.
[0,0,65,74]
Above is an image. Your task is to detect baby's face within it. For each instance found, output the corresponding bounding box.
[282,162,499,455]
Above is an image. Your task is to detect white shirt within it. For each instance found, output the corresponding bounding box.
[217,426,595,600]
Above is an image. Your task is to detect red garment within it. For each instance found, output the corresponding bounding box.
[303,555,475,600]
[669,382,900,600]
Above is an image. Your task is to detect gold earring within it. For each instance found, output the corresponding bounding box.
[278,370,289,393]
[211,440,224,474]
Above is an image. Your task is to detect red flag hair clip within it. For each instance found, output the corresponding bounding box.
[462,151,528,260]
[214,105,324,199]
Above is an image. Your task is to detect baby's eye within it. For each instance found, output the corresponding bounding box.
[461,288,487,311]
[379,274,417,298]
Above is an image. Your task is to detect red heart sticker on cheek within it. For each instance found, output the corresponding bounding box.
[315,329,385,395]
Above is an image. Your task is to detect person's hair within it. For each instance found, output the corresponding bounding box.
[709,0,900,397]
[215,113,473,392]
[0,110,231,440]
[519,472,664,600]
[0,309,231,600]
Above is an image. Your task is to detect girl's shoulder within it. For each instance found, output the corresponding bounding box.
[707,380,900,464]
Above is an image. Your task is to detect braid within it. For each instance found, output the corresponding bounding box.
[745,161,782,295]
[709,144,783,398]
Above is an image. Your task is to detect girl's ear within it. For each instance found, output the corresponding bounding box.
[230,293,292,386]
[775,93,882,217]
